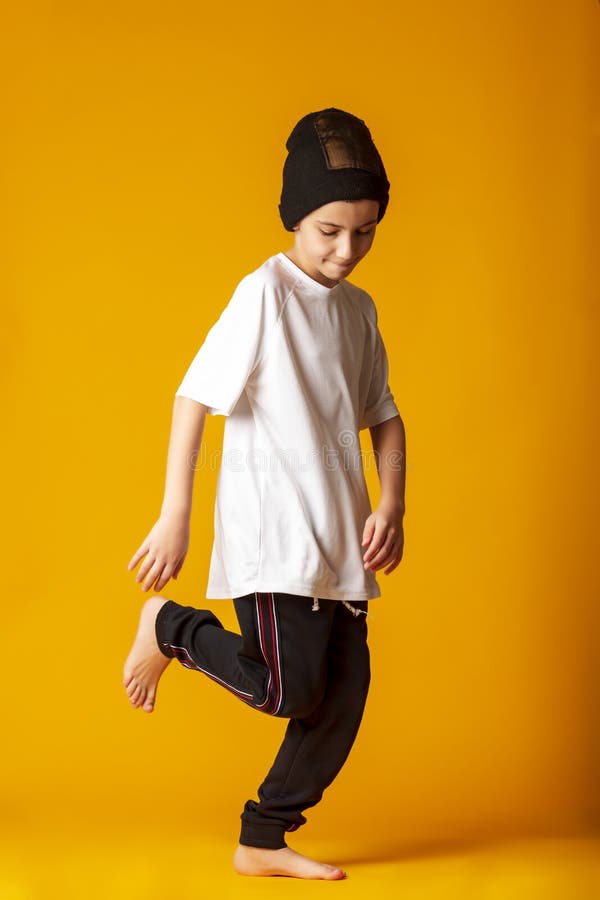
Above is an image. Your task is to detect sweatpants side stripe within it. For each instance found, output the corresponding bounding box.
[163,642,255,701]
[267,593,284,715]
[254,592,283,714]
[254,594,273,710]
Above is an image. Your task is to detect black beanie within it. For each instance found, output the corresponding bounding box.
[278,107,390,232]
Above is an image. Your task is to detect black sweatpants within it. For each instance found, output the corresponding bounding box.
[155,592,371,849]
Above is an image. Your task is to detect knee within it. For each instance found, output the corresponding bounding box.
[277,681,325,719]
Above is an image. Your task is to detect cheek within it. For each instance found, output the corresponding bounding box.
[359,236,375,255]
[313,238,330,256]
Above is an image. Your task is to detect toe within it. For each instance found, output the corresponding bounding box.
[325,868,345,879]
[129,683,143,705]
[136,684,149,706]
[144,687,156,710]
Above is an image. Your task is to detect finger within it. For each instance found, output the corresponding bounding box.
[379,541,403,573]
[362,524,386,560]
[384,546,403,573]
[366,535,400,570]
[141,560,167,592]
[154,563,175,592]
[361,517,376,547]
[135,556,156,585]
[363,527,395,564]
[128,545,148,570]
[366,548,394,571]
[366,528,393,558]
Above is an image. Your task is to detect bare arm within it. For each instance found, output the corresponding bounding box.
[369,414,406,516]
[160,395,208,519]
[128,396,209,592]
[361,414,406,575]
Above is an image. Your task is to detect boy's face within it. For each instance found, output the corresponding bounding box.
[287,199,379,289]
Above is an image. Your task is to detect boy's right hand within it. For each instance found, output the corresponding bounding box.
[127,512,190,593]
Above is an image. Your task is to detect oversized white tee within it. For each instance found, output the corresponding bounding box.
[175,251,400,604]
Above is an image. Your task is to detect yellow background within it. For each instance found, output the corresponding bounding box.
[1,0,598,892]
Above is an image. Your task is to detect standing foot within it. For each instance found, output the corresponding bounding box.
[233,844,346,879]
[123,595,171,713]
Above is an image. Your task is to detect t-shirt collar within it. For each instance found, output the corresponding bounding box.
[277,252,344,298]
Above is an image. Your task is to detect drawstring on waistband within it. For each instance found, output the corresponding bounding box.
[341,599,368,617]
[312,596,369,617]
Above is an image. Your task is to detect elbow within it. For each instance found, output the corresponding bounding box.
[175,395,209,413]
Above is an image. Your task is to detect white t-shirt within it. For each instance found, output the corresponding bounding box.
[175,251,400,604]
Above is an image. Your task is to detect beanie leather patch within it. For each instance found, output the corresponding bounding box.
[313,110,385,175]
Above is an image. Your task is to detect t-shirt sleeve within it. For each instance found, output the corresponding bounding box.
[359,318,400,431]
[174,275,268,416]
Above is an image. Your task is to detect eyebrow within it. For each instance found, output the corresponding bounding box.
[316,218,378,228]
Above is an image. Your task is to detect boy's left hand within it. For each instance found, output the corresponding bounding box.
[361,503,404,575]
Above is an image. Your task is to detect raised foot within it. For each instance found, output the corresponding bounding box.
[233,844,346,879]
[123,595,171,713]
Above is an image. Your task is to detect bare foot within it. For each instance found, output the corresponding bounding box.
[233,844,346,879]
[123,596,171,713]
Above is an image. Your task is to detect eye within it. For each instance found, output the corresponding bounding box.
[318,228,374,237]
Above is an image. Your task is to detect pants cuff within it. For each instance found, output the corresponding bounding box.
[154,599,179,658]
[239,820,288,850]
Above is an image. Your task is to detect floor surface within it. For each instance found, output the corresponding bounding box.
[1,832,598,899]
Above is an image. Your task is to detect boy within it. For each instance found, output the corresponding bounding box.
[123,107,406,880]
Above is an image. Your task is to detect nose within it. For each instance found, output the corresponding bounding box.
[335,233,358,262]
